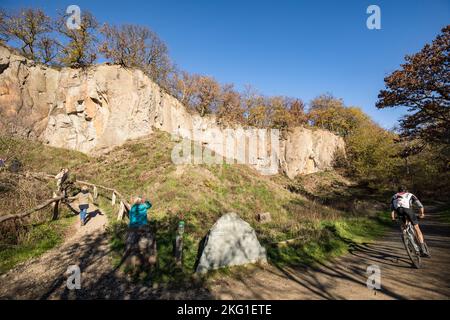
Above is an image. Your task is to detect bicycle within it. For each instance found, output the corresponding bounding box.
[397,215,431,269]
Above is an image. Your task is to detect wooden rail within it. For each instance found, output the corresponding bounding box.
[1,171,132,224]
[0,196,65,223]
[75,179,131,212]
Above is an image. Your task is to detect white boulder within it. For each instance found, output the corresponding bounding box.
[196,213,267,273]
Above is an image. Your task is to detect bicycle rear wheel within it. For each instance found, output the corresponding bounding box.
[403,234,421,269]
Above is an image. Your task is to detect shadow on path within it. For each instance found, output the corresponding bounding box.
[210,205,450,300]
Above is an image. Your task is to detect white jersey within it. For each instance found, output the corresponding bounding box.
[391,192,423,210]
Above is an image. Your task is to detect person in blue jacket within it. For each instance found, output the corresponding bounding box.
[129,196,152,228]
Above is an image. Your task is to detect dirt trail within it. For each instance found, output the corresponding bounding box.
[209,206,450,299]
[0,205,449,300]
[0,206,110,299]
[0,205,210,300]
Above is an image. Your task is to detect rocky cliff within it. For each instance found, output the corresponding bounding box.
[0,44,344,178]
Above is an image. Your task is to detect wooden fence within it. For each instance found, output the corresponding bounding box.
[0,171,131,224]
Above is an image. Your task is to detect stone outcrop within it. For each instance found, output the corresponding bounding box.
[0,44,344,177]
[281,127,344,179]
[196,213,267,273]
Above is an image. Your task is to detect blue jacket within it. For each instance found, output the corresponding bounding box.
[129,201,152,228]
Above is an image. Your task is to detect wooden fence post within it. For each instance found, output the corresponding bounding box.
[117,201,125,221]
[52,192,60,220]
[175,220,185,266]
[0,172,132,225]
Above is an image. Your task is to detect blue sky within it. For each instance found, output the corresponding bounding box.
[2,0,449,129]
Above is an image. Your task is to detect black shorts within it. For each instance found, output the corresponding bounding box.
[396,207,419,225]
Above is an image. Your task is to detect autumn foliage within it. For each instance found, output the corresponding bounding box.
[377,26,449,148]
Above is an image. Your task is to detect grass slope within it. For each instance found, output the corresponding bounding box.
[0,209,77,274]
[1,131,390,280]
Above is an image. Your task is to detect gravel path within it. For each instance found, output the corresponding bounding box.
[209,206,450,300]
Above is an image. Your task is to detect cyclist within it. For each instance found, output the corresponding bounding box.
[391,186,429,257]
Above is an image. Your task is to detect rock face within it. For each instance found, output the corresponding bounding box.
[196,213,267,273]
[281,127,345,179]
[0,44,345,177]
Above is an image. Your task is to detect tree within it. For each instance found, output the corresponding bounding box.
[36,36,59,64]
[0,8,55,63]
[288,99,307,127]
[376,25,450,147]
[246,96,270,128]
[239,86,273,128]
[170,70,198,108]
[194,75,221,117]
[0,9,8,42]
[247,104,267,128]
[57,10,98,67]
[269,96,292,129]
[404,143,450,196]
[217,84,244,125]
[345,123,399,185]
[169,71,221,117]
[100,24,173,87]
[308,94,371,137]
[240,89,306,129]
[308,94,349,135]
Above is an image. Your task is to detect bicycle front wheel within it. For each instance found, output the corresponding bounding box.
[403,235,421,269]
[422,242,431,258]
